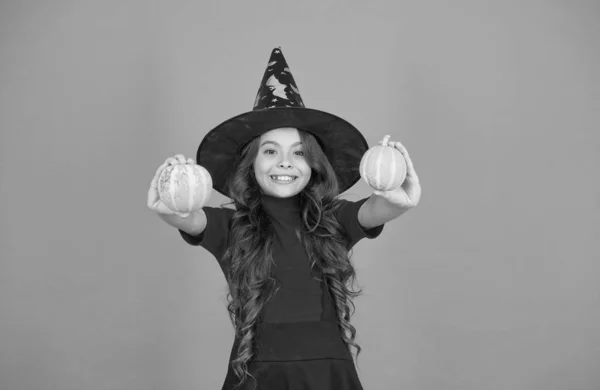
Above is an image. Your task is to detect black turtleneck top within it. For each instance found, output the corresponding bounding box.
[260,193,322,322]
[179,194,384,323]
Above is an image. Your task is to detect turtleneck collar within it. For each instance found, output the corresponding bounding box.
[261,193,301,223]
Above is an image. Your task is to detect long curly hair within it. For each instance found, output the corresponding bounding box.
[220,129,363,389]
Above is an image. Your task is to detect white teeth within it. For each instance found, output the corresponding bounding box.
[271,175,296,182]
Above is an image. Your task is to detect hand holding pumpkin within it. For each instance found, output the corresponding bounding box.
[360,135,421,209]
[147,154,213,218]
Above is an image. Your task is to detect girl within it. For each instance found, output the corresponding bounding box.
[147,48,421,390]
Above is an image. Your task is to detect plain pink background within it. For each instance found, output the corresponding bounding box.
[1,1,599,389]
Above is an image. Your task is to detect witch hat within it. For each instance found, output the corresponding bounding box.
[196,47,369,197]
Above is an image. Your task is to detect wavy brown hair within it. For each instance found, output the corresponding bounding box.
[220,129,363,390]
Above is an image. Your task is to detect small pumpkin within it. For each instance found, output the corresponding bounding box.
[359,135,407,191]
[158,164,213,214]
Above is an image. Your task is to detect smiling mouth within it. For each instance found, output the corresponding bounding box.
[270,175,298,183]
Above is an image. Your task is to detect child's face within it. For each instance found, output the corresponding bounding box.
[254,127,311,198]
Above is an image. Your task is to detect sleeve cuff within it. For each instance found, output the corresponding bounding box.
[356,201,385,239]
[179,228,205,246]
[340,197,385,248]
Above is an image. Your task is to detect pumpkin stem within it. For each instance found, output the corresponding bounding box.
[381,135,391,146]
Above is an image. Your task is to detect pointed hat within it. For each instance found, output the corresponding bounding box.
[196,47,369,197]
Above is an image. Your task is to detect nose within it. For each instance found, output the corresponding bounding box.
[278,162,292,169]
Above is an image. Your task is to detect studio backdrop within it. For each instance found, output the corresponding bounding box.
[1,1,599,389]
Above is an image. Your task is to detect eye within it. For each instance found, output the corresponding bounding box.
[263,149,304,156]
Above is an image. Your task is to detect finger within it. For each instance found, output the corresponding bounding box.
[392,141,418,179]
[147,186,159,209]
[147,186,154,208]
[148,166,167,208]
[151,201,175,215]
[150,161,170,189]
[171,154,185,164]
[187,158,195,165]
[148,158,173,209]
[168,154,186,165]
[147,178,161,208]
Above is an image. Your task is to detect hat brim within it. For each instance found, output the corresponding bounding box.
[197,107,368,197]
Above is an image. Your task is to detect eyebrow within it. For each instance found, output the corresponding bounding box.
[260,141,303,147]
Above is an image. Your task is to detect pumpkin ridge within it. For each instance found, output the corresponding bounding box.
[375,146,384,188]
[189,167,194,209]
[169,166,177,211]
[388,146,396,189]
